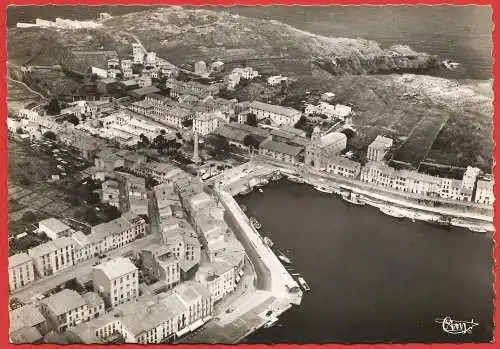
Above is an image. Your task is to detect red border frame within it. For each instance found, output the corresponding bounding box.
[1,1,497,348]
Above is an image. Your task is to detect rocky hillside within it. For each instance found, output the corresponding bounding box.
[7,7,438,75]
[101,7,438,74]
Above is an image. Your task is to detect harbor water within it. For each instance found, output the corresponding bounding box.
[237,180,494,343]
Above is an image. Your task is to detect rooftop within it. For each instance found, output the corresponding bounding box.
[369,135,393,149]
[9,304,46,333]
[93,257,137,280]
[319,132,347,148]
[39,217,71,234]
[28,237,74,258]
[249,101,301,118]
[477,179,493,190]
[40,289,86,316]
[82,292,104,308]
[9,252,33,268]
[260,139,303,156]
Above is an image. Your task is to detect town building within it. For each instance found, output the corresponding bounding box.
[194,61,208,75]
[140,244,180,289]
[323,155,362,178]
[224,73,241,90]
[267,75,288,85]
[28,237,76,277]
[145,51,156,66]
[231,67,258,80]
[367,135,393,162]
[305,102,352,121]
[10,304,48,343]
[305,128,347,168]
[82,292,106,320]
[248,101,302,127]
[92,257,139,308]
[192,110,229,135]
[88,212,146,256]
[9,253,35,292]
[39,289,89,332]
[475,179,494,205]
[210,61,224,72]
[166,79,221,100]
[462,166,481,193]
[195,259,236,302]
[37,218,73,240]
[259,139,304,165]
[132,43,146,64]
[71,231,92,264]
[69,282,212,344]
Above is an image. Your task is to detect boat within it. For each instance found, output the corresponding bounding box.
[427,216,452,229]
[270,172,282,181]
[468,226,488,233]
[240,204,248,213]
[249,217,262,230]
[343,192,365,206]
[255,179,269,188]
[442,59,460,70]
[297,277,311,292]
[277,250,292,265]
[287,175,305,184]
[379,206,405,219]
[258,188,264,193]
[263,317,279,328]
[291,273,300,276]
[263,236,274,248]
[239,186,253,196]
[314,185,334,194]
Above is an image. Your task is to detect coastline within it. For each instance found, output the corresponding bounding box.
[209,159,493,233]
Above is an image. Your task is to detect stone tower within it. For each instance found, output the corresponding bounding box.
[305,126,322,168]
[192,132,201,164]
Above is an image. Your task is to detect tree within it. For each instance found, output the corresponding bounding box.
[206,135,230,155]
[294,115,307,129]
[139,133,150,146]
[22,211,37,222]
[243,134,261,152]
[46,98,61,116]
[15,127,25,134]
[68,114,80,126]
[43,131,56,141]
[182,119,193,128]
[246,113,258,127]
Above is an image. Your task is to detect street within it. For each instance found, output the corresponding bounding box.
[12,234,160,303]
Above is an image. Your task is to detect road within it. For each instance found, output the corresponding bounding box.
[7,75,46,100]
[12,234,160,303]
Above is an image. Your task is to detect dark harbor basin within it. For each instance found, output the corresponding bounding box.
[237,180,494,343]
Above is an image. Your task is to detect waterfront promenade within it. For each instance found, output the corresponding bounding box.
[180,188,302,343]
[218,156,493,228]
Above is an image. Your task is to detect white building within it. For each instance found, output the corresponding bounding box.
[28,237,76,277]
[195,259,235,302]
[462,166,481,192]
[9,253,35,292]
[145,52,156,66]
[92,257,139,308]
[38,218,73,240]
[367,135,393,162]
[133,43,146,64]
[91,66,108,79]
[192,110,228,136]
[267,75,288,86]
[39,289,89,332]
[248,101,302,127]
[194,61,208,75]
[224,73,241,90]
[232,67,258,80]
[475,179,494,205]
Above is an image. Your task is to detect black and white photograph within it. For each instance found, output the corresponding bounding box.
[6,4,494,344]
